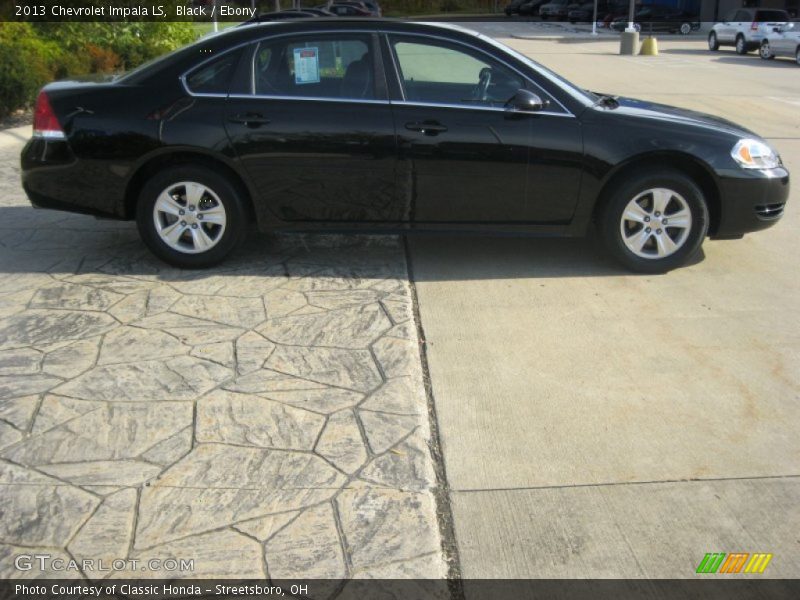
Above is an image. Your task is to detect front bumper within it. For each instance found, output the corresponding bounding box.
[712,167,789,238]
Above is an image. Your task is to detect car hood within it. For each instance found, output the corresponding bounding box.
[607,95,757,139]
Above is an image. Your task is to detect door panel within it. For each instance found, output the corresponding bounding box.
[226,99,398,222]
[387,34,583,224]
[224,34,401,223]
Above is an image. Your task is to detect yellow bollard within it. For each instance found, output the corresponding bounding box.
[640,37,659,56]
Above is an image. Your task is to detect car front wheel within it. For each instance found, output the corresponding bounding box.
[599,170,709,273]
[136,166,249,268]
[760,41,774,59]
[708,31,719,50]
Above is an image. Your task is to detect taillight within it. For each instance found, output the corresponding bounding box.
[33,91,65,139]
[751,21,758,31]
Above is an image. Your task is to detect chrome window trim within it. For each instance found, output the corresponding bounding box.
[228,93,391,105]
[390,100,574,118]
[177,24,578,117]
[382,30,574,117]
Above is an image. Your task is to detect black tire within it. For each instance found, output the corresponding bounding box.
[708,31,719,50]
[760,41,774,60]
[598,169,709,274]
[796,46,800,66]
[679,23,691,35]
[735,34,748,55]
[136,165,249,269]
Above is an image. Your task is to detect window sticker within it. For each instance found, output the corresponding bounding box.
[294,47,320,85]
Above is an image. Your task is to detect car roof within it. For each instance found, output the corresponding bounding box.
[222,17,481,41]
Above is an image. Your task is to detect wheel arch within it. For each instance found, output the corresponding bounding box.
[124,148,257,223]
[592,152,722,235]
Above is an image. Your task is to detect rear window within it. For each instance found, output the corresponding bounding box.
[755,10,789,21]
[185,49,242,95]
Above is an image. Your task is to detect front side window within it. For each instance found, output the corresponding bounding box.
[390,37,525,108]
[185,50,242,95]
[254,35,375,100]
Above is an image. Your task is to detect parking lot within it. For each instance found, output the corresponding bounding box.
[1,29,799,583]
[412,35,800,578]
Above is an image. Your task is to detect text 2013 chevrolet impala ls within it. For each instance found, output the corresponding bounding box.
[21,20,789,273]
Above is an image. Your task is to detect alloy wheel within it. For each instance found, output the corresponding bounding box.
[760,42,772,59]
[736,36,746,54]
[619,188,693,259]
[152,181,227,254]
[796,48,800,66]
[680,23,691,35]
[708,32,717,50]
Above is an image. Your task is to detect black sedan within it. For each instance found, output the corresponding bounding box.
[610,7,701,34]
[21,20,788,273]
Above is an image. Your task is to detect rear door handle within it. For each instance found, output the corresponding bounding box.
[228,112,271,127]
[405,121,448,136]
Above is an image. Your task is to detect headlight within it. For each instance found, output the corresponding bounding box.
[731,139,781,169]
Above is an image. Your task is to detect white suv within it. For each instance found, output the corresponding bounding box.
[708,8,790,55]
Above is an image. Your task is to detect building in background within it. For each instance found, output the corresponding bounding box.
[697,0,796,20]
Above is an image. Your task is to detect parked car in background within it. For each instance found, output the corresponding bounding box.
[295,8,335,16]
[760,21,800,65]
[519,0,546,16]
[243,10,320,23]
[568,1,599,23]
[611,5,700,34]
[504,0,528,15]
[540,0,570,20]
[21,20,789,273]
[602,2,633,28]
[323,1,380,17]
[326,3,371,16]
[708,8,790,54]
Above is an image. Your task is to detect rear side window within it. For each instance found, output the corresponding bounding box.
[755,10,789,21]
[185,50,242,95]
[254,35,375,100]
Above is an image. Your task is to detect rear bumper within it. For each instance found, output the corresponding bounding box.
[21,137,128,219]
[712,167,789,238]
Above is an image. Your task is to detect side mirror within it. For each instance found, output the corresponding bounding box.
[505,89,549,113]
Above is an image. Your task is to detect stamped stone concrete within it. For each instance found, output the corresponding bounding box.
[0,128,446,581]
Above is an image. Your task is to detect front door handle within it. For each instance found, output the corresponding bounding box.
[228,112,271,127]
[405,121,448,136]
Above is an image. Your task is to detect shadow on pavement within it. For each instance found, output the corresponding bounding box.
[0,205,703,281]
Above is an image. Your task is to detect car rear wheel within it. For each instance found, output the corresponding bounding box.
[679,22,691,35]
[760,41,774,59]
[708,31,719,50]
[136,166,249,268]
[599,170,709,273]
[735,35,747,54]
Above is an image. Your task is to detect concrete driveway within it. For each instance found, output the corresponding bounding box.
[410,37,800,578]
[0,128,445,580]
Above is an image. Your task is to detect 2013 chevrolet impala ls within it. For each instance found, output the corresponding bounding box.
[21,20,789,273]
